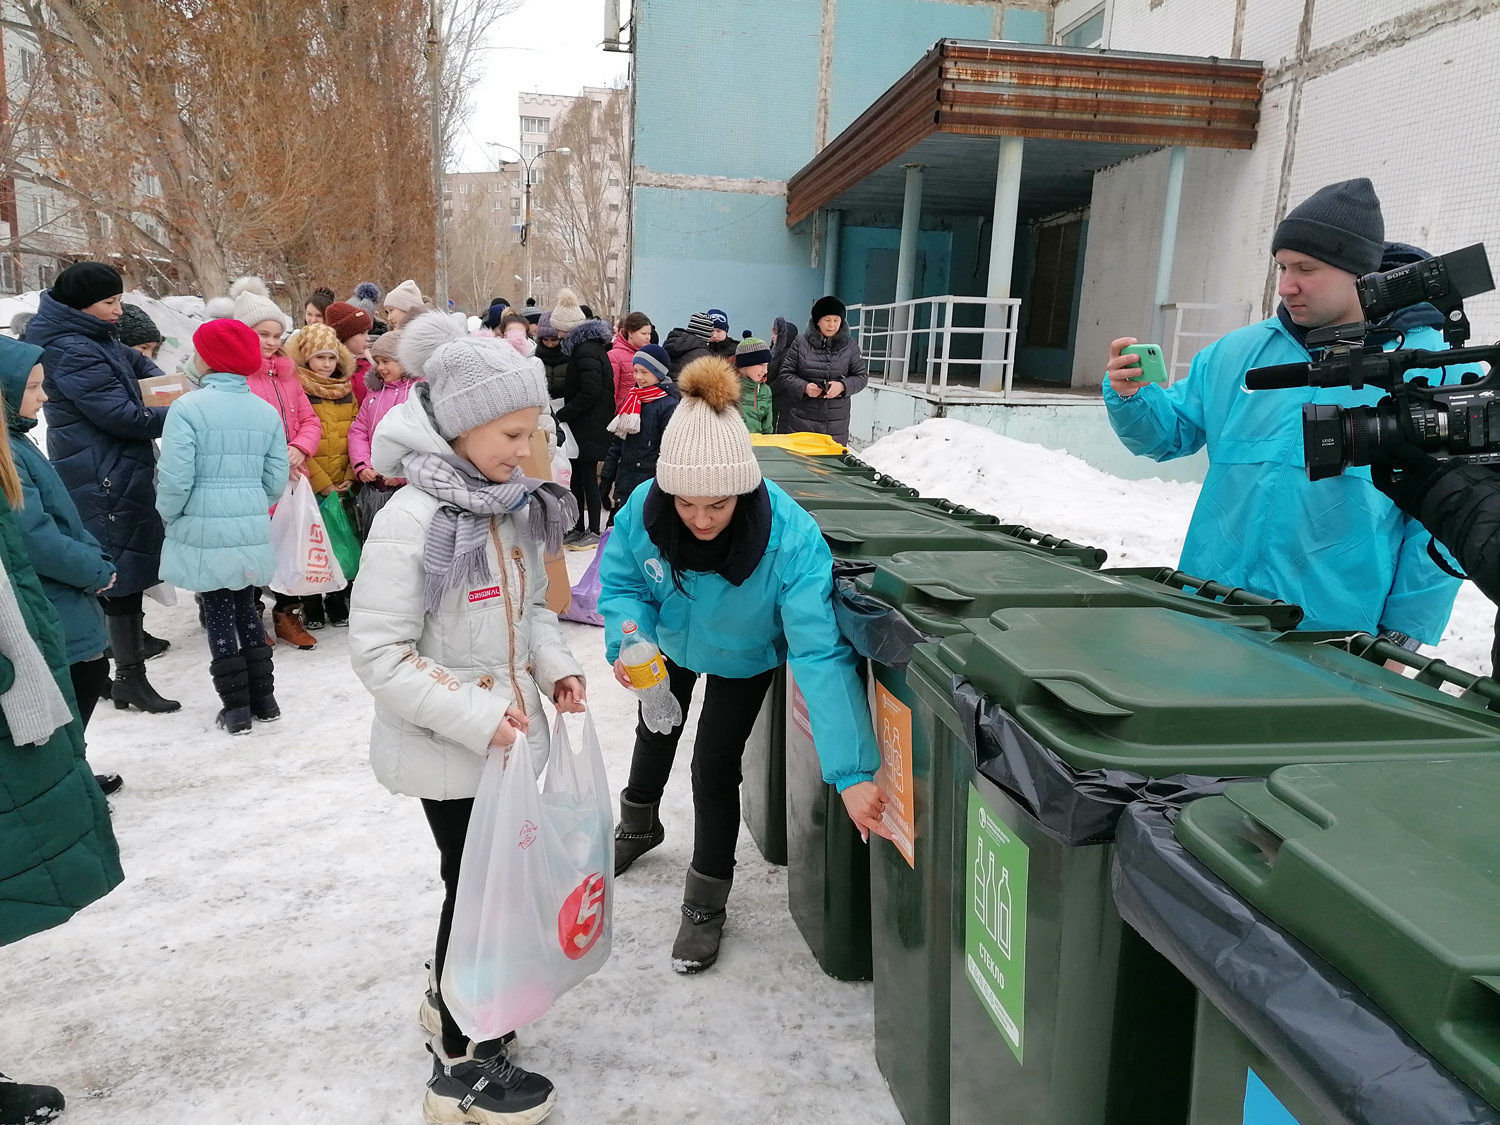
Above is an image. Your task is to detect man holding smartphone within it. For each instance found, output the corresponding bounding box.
[1101,178,1467,648]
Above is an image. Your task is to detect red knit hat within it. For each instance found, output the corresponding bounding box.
[324,301,373,343]
[193,318,263,377]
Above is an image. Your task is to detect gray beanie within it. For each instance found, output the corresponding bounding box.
[397,311,547,439]
[656,356,763,497]
[1271,178,1385,277]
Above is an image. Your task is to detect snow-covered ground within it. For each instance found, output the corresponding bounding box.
[1,548,901,1124]
[860,418,1494,675]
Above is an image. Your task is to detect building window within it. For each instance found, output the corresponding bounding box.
[527,167,542,186]
[1023,219,1083,350]
[520,116,550,135]
[521,142,544,160]
[1058,6,1106,48]
[608,202,620,212]
[491,199,504,211]
[608,175,620,187]
[18,49,38,82]
[0,255,15,293]
[510,198,521,214]
[98,213,111,239]
[31,196,48,229]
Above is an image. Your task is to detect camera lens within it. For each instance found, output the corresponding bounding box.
[1342,404,1381,468]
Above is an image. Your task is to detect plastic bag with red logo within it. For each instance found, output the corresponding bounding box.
[441,708,614,1041]
[268,475,347,597]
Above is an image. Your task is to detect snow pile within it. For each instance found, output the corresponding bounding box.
[0,289,202,376]
[861,417,1199,569]
[862,417,1495,675]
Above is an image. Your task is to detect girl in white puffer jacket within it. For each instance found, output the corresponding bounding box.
[347,310,583,1125]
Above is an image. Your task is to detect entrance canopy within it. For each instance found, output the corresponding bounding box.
[787,40,1263,225]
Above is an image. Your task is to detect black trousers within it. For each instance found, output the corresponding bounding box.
[69,656,111,728]
[99,591,143,617]
[623,656,775,880]
[570,456,601,534]
[200,587,268,661]
[421,796,508,1059]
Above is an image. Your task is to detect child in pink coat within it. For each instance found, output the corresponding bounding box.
[248,352,321,479]
[348,331,421,530]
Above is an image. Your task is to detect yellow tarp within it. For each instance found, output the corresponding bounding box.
[749,432,847,456]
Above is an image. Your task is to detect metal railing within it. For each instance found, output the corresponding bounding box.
[847,295,1022,399]
[1161,302,1253,384]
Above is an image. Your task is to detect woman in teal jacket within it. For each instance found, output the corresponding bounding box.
[0,336,124,794]
[598,357,884,973]
[156,320,289,734]
[0,422,120,1124]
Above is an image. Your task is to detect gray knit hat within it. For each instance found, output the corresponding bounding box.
[397,311,547,439]
[230,276,291,333]
[549,287,586,335]
[1271,178,1385,277]
[656,356,762,497]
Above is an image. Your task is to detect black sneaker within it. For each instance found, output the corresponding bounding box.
[93,773,124,795]
[302,599,326,631]
[424,1041,555,1124]
[0,1072,65,1123]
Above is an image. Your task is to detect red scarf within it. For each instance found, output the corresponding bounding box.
[608,384,669,436]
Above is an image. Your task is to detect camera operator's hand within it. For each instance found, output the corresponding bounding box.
[1370,438,1445,518]
[1105,337,1151,398]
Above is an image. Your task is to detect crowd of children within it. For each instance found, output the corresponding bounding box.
[0,266,870,1125]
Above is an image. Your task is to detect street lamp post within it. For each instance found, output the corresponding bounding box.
[487,142,571,304]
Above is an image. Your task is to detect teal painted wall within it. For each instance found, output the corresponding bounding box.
[631,0,1006,334]
[1001,8,1047,42]
[837,226,953,306]
[632,187,822,338]
[827,0,996,138]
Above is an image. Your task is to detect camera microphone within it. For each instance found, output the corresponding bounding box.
[1245,363,1313,390]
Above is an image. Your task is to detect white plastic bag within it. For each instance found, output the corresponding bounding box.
[441,709,614,1041]
[268,475,347,596]
[551,445,572,489]
[558,421,579,460]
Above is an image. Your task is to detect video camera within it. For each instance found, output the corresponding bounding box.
[1244,243,1499,480]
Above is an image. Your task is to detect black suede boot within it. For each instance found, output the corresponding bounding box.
[614,792,665,876]
[324,588,349,627]
[671,867,732,974]
[108,613,181,713]
[209,654,252,735]
[244,645,279,722]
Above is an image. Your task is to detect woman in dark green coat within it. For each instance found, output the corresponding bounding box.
[0,403,122,1124]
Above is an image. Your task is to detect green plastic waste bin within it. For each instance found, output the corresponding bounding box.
[811,508,1105,569]
[1176,757,1500,1117]
[741,667,788,865]
[857,554,1299,1125]
[1187,993,1333,1125]
[785,664,873,980]
[905,607,1500,1125]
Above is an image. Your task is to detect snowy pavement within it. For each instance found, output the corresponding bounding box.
[2,548,902,1124]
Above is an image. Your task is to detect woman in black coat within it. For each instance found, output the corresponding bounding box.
[25,262,178,713]
[556,318,617,544]
[773,295,869,443]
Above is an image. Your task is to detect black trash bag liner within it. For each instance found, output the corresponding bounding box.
[829,560,936,670]
[952,677,1234,847]
[1112,802,1500,1125]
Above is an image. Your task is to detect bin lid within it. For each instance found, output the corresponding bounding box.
[779,480,918,510]
[1176,758,1500,1109]
[811,508,1026,558]
[857,551,1301,631]
[921,607,1500,775]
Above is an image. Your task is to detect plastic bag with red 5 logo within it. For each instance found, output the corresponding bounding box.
[441,708,614,1041]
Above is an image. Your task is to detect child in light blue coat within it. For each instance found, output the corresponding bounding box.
[156,319,290,734]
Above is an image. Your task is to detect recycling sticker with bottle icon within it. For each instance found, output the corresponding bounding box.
[966,783,1029,1063]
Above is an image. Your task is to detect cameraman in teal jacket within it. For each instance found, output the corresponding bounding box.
[1104,179,1468,646]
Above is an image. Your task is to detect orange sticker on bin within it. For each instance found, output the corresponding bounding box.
[875,682,915,867]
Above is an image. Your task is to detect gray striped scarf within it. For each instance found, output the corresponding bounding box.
[404,451,578,612]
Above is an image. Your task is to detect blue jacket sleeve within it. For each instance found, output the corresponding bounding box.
[154,405,197,525]
[48,341,166,441]
[11,449,114,593]
[1103,362,1209,462]
[778,527,880,792]
[597,498,660,663]
[262,436,290,506]
[1378,511,1462,645]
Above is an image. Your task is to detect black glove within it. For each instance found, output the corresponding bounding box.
[1370,436,1445,517]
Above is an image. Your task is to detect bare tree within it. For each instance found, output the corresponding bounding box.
[531,88,629,315]
[438,0,524,167]
[446,193,525,313]
[0,0,437,296]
